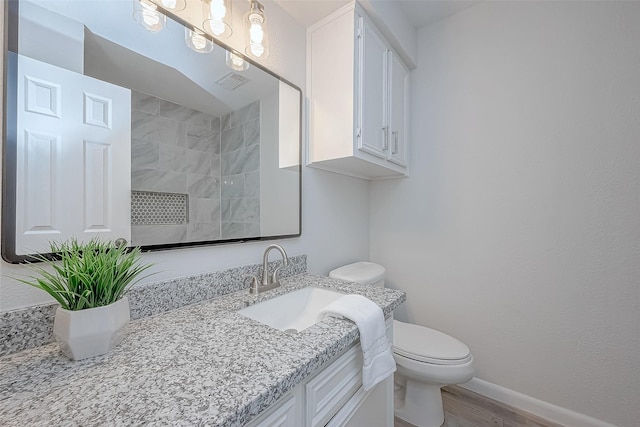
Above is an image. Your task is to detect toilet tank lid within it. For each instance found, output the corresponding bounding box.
[329,262,385,286]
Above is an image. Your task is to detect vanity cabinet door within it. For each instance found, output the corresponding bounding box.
[246,393,299,427]
[305,345,363,427]
[388,50,409,168]
[355,13,389,160]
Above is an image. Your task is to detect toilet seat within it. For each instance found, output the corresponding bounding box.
[393,320,471,366]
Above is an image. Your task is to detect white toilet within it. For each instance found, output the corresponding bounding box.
[329,262,475,427]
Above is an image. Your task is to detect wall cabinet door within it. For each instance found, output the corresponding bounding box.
[307,3,410,179]
[356,14,389,160]
[388,51,409,167]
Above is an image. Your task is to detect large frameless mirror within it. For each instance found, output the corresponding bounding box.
[2,0,301,263]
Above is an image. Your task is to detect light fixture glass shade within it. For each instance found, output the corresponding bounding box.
[226,50,249,71]
[133,0,166,32]
[159,0,186,11]
[185,28,214,53]
[244,0,269,59]
[203,0,233,39]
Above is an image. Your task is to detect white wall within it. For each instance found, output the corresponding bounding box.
[0,0,370,311]
[370,2,640,426]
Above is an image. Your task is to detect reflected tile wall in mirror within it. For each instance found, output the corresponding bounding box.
[131,93,262,245]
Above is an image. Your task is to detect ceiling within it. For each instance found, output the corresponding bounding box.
[275,0,479,29]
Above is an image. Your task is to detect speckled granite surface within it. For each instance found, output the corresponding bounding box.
[0,255,306,357]
[0,274,405,427]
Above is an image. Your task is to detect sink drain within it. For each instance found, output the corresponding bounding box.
[284,328,298,335]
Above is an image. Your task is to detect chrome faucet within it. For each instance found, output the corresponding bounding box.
[246,244,289,294]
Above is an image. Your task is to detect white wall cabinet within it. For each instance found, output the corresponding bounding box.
[246,318,394,427]
[307,3,410,180]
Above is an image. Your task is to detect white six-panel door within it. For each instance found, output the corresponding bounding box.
[16,54,131,255]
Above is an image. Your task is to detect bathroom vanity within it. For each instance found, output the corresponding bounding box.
[0,275,405,426]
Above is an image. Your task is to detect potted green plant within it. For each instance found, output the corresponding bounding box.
[17,238,154,360]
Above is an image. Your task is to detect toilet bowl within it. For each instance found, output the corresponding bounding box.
[329,262,475,427]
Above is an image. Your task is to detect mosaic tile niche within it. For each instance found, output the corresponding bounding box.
[130,91,261,245]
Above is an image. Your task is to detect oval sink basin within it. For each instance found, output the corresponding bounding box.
[238,287,347,333]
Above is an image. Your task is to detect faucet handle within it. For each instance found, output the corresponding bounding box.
[243,274,259,294]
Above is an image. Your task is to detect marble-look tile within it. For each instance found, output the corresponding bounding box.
[159,145,211,176]
[187,124,220,154]
[229,198,259,223]
[211,116,221,133]
[245,222,260,237]
[188,174,220,198]
[221,126,244,153]
[230,101,260,128]
[159,100,212,128]
[132,169,187,193]
[190,197,220,223]
[132,111,186,146]
[244,118,260,147]
[222,145,260,176]
[221,221,245,239]
[131,225,188,246]
[210,153,221,178]
[221,174,245,199]
[244,171,260,198]
[131,91,159,115]
[188,223,221,242]
[131,139,159,169]
[221,199,232,221]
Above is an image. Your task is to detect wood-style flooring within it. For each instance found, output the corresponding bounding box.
[394,385,565,427]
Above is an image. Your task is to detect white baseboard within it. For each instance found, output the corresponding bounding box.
[460,378,618,427]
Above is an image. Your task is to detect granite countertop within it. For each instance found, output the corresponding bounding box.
[0,274,405,427]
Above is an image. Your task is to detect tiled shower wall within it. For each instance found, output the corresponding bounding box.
[130,92,262,245]
[220,101,261,239]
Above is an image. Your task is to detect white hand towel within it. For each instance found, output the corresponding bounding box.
[319,294,396,391]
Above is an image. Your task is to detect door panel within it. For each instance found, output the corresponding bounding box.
[356,15,388,159]
[16,54,131,255]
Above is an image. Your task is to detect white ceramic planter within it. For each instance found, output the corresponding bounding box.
[53,297,130,360]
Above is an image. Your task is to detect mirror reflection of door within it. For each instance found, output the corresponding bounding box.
[3,0,301,262]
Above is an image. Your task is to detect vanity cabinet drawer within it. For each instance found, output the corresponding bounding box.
[246,393,298,427]
[305,345,363,427]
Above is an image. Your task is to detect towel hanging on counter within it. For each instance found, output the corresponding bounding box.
[319,294,396,391]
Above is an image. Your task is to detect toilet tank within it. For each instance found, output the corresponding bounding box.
[329,262,386,288]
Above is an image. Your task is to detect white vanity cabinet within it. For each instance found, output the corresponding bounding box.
[307,3,410,180]
[245,319,394,427]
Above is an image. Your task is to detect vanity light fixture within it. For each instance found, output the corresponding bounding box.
[226,50,250,71]
[159,0,186,11]
[133,0,166,32]
[244,0,269,59]
[203,0,233,39]
[185,28,214,53]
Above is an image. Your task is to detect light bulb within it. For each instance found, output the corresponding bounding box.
[143,9,160,26]
[209,20,226,36]
[209,0,226,35]
[244,1,268,59]
[249,21,264,44]
[192,34,207,50]
[226,50,249,71]
[186,28,213,53]
[161,0,177,9]
[133,0,166,32]
[210,0,226,20]
[203,0,232,38]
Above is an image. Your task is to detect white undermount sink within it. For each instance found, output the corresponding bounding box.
[238,287,346,333]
